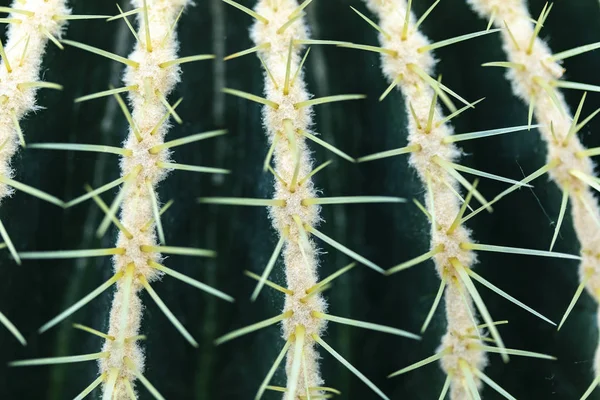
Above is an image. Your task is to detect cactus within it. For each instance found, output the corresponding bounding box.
[1,0,600,399]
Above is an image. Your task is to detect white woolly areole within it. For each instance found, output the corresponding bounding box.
[0,0,70,201]
[364,0,486,398]
[99,1,189,398]
[467,0,600,375]
[251,0,327,397]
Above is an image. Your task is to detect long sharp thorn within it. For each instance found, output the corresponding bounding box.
[302,196,405,206]
[291,47,311,88]
[158,162,229,175]
[452,259,508,362]
[386,246,443,276]
[581,375,600,400]
[300,130,355,163]
[62,40,139,68]
[388,349,449,378]
[139,275,199,347]
[157,92,182,124]
[124,357,166,400]
[444,124,535,144]
[0,310,26,345]
[336,42,397,57]
[257,53,278,90]
[0,217,20,265]
[116,4,140,44]
[224,43,270,61]
[141,245,215,257]
[357,144,419,163]
[289,0,313,19]
[255,341,291,400]
[142,0,152,52]
[102,368,119,400]
[461,161,557,224]
[466,268,556,325]
[147,182,165,245]
[39,273,122,333]
[307,262,356,294]
[434,160,491,211]
[106,8,142,22]
[0,7,34,16]
[553,80,600,93]
[482,61,526,70]
[149,261,234,302]
[438,98,485,127]
[557,277,588,331]
[198,197,285,207]
[9,352,109,367]
[149,130,227,154]
[298,160,332,186]
[286,326,305,400]
[415,0,441,31]
[283,40,293,95]
[534,76,564,116]
[419,29,500,53]
[72,323,114,340]
[53,14,111,21]
[350,6,390,39]
[75,85,137,103]
[314,334,390,400]
[402,0,411,40]
[421,277,446,333]
[295,94,366,109]
[73,374,105,400]
[478,345,555,360]
[123,379,137,400]
[112,89,140,141]
[84,185,132,239]
[215,311,293,346]
[552,41,600,62]
[459,361,481,400]
[9,112,25,147]
[438,374,452,400]
[379,74,402,102]
[550,190,569,251]
[448,179,478,235]
[0,37,11,73]
[251,237,285,301]
[97,175,135,238]
[28,142,132,156]
[565,92,587,145]
[19,248,125,260]
[460,242,580,260]
[528,3,552,54]
[307,225,383,273]
[244,270,292,295]
[0,176,64,207]
[223,88,279,109]
[222,0,269,23]
[65,174,130,208]
[277,12,303,35]
[313,312,420,340]
[440,158,532,187]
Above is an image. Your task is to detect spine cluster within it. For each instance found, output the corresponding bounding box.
[364,0,485,397]
[467,0,600,380]
[99,0,189,397]
[0,0,69,201]
[251,0,327,395]
[0,0,69,342]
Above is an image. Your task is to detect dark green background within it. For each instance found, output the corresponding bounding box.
[0,0,599,398]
